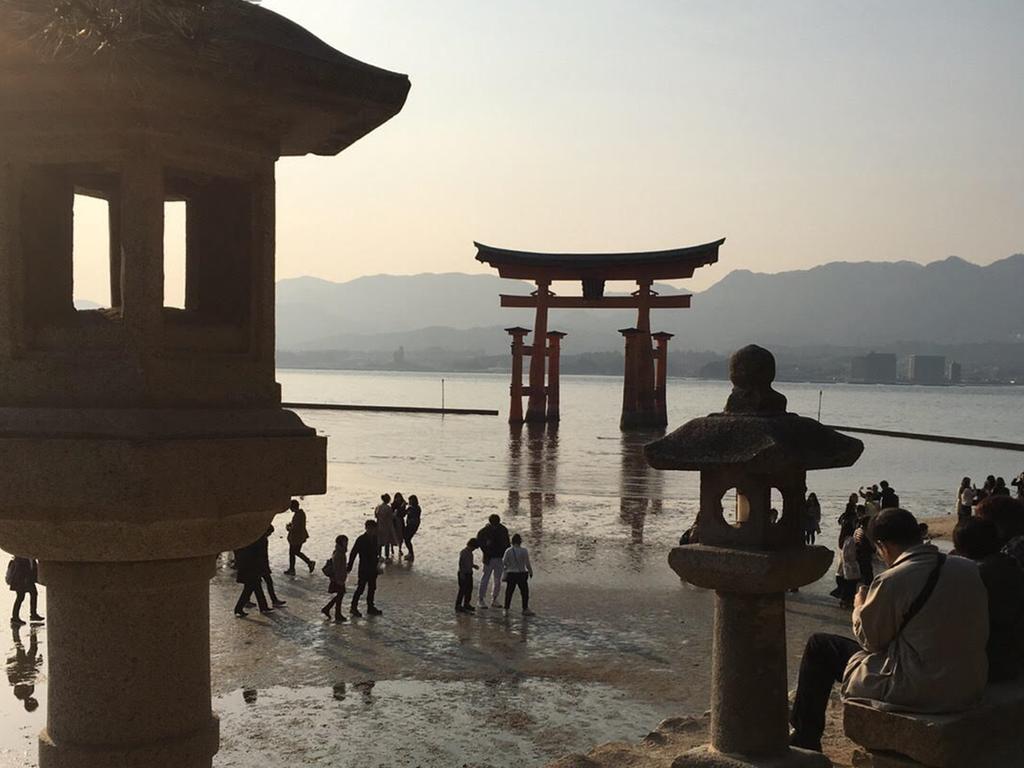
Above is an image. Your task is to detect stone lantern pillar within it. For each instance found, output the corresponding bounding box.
[0,4,409,767]
[645,345,863,768]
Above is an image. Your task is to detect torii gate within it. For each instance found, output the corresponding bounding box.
[475,239,724,429]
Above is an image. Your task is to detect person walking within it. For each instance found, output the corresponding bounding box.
[456,538,480,613]
[233,538,271,617]
[476,514,511,608]
[284,500,315,575]
[374,494,396,560]
[403,494,422,562]
[502,533,534,616]
[348,520,383,617]
[256,525,286,608]
[6,557,43,626]
[321,535,349,623]
[392,492,407,559]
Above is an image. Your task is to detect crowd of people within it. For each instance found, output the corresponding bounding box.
[958,472,1023,518]
[789,477,1024,753]
[230,497,535,623]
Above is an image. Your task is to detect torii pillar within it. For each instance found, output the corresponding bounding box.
[524,281,552,423]
[506,327,530,424]
[653,331,674,427]
[546,331,566,422]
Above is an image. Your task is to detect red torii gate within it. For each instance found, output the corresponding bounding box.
[475,239,724,429]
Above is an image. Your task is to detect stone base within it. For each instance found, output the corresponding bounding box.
[672,745,832,768]
[39,716,219,768]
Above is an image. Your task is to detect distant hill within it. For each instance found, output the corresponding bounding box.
[277,255,1024,354]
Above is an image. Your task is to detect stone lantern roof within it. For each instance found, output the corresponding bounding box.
[0,0,410,156]
[645,345,863,474]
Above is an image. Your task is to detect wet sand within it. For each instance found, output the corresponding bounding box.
[0,524,861,768]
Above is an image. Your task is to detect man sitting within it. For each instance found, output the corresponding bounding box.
[790,508,989,752]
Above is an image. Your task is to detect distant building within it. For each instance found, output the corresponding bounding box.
[948,361,962,384]
[909,354,947,385]
[850,352,898,384]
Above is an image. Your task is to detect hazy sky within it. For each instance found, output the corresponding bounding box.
[73,0,1024,304]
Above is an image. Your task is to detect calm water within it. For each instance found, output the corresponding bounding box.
[281,369,1023,541]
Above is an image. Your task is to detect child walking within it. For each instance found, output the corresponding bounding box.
[321,535,349,623]
[455,538,479,613]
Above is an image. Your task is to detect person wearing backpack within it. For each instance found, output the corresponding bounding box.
[475,514,511,609]
[789,508,989,753]
[321,535,349,623]
[7,557,43,626]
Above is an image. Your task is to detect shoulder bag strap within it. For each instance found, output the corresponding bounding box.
[899,554,946,635]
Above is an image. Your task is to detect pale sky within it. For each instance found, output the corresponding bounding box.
[73,0,1024,305]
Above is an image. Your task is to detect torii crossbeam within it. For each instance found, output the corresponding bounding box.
[475,239,724,429]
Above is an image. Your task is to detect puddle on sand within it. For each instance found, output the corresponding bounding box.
[215,678,668,768]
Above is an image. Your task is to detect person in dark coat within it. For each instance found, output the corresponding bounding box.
[955,516,1024,682]
[7,558,43,626]
[347,520,382,617]
[403,495,422,562]
[255,526,286,608]
[234,539,271,617]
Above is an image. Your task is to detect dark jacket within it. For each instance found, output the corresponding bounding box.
[257,528,273,577]
[347,532,380,578]
[405,504,422,535]
[978,552,1024,682]
[476,522,511,560]
[234,541,263,585]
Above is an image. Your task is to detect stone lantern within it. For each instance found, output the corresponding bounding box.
[0,4,409,767]
[645,345,863,768]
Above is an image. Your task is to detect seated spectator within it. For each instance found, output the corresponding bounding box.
[790,508,989,752]
[954,516,1024,682]
[975,495,1024,570]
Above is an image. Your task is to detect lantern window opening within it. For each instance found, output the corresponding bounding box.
[163,199,188,311]
[162,170,255,332]
[72,190,114,312]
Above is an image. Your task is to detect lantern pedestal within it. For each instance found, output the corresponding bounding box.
[38,559,220,768]
[670,546,834,767]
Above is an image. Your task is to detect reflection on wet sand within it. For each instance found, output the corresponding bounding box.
[618,430,666,546]
[506,424,560,534]
[6,625,41,713]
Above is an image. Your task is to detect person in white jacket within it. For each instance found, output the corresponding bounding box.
[502,534,534,616]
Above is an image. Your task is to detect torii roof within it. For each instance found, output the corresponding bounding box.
[474,239,724,281]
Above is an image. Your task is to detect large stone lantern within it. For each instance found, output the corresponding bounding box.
[645,345,863,768]
[0,4,409,767]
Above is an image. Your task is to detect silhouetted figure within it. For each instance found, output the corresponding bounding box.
[476,514,511,608]
[392,492,407,559]
[348,520,382,617]
[803,493,821,545]
[284,499,315,575]
[233,539,271,617]
[6,557,43,626]
[321,535,349,623]
[502,533,534,615]
[993,477,1011,497]
[957,476,975,518]
[455,538,480,613]
[7,624,41,713]
[375,494,397,559]
[954,516,1024,682]
[878,480,899,510]
[256,526,286,608]
[403,494,422,561]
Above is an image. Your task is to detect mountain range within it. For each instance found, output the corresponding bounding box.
[277,255,1024,357]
